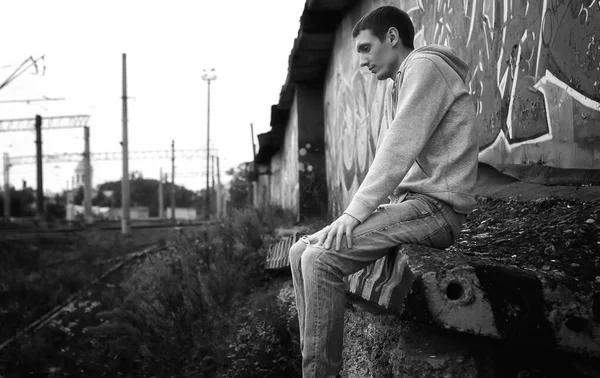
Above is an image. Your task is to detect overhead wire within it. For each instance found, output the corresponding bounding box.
[0,55,46,92]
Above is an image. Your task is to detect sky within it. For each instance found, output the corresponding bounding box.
[0,0,306,193]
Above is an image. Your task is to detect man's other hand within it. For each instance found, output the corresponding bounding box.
[314,213,360,251]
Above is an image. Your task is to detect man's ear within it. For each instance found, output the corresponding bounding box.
[387,27,400,47]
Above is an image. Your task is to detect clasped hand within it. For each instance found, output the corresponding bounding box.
[308,213,360,251]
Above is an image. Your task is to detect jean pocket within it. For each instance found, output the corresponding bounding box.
[420,223,454,249]
[378,199,430,219]
[404,194,437,216]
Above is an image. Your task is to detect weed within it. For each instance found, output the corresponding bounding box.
[76,206,301,377]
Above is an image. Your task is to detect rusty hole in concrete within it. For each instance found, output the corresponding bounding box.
[564,316,588,333]
[445,281,464,301]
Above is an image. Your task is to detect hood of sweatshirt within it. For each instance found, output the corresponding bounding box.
[399,45,469,83]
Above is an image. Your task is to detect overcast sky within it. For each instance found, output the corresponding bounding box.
[0,0,305,193]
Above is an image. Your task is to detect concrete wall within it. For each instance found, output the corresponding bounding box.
[297,84,328,218]
[255,164,271,209]
[271,96,300,217]
[324,0,600,215]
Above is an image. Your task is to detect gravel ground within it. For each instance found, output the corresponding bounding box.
[448,195,600,289]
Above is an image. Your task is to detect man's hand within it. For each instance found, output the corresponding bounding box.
[310,213,360,251]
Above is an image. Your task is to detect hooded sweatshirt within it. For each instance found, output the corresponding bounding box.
[344,45,479,222]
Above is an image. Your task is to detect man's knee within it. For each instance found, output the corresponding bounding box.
[299,245,329,273]
[289,239,307,266]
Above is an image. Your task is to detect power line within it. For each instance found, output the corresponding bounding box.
[7,149,218,166]
[0,97,66,104]
[0,55,46,92]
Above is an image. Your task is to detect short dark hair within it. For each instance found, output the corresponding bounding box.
[352,6,415,49]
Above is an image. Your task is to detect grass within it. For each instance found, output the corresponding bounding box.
[0,206,302,377]
[0,228,169,342]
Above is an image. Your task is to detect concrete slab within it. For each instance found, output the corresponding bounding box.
[341,298,600,378]
[346,244,600,357]
[475,163,600,202]
[342,301,481,378]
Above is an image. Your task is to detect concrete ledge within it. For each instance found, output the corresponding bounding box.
[346,245,600,357]
[342,301,481,378]
[341,298,600,378]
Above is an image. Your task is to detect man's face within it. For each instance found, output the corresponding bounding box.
[355,29,395,80]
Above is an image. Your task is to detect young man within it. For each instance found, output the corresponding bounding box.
[289,5,478,377]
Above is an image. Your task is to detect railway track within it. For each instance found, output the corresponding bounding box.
[0,243,164,352]
[0,221,220,240]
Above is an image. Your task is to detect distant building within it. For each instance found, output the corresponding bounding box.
[74,159,93,188]
[108,207,150,220]
[168,207,197,220]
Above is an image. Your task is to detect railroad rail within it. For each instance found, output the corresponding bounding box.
[0,221,221,240]
[0,244,163,352]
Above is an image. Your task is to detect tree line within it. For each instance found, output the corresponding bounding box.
[0,163,253,220]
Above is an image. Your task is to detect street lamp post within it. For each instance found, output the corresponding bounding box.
[202,68,216,221]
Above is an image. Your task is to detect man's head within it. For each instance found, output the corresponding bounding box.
[352,6,415,80]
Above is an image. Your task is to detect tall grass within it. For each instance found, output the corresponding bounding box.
[82,206,301,377]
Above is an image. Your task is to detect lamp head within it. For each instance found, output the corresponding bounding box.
[202,68,217,81]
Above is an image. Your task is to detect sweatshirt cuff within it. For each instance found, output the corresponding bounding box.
[343,212,361,224]
[344,198,375,223]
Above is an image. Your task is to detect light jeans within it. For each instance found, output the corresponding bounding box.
[289,192,466,378]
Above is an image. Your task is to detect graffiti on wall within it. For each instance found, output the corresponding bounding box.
[324,0,600,215]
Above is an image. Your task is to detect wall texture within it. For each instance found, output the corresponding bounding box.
[271,96,300,217]
[297,84,329,218]
[324,0,600,215]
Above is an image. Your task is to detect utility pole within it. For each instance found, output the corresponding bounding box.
[121,53,131,236]
[202,69,216,221]
[158,167,164,220]
[171,139,176,222]
[216,155,221,220]
[35,115,44,222]
[211,155,215,216]
[250,122,257,158]
[205,79,211,220]
[3,153,10,221]
[250,122,257,208]
[83,126,92,224]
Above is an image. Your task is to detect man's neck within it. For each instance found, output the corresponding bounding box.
[393,47,413,75]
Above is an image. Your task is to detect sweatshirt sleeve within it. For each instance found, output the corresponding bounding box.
[343,57,456,222]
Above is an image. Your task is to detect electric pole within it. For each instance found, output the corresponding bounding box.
[211,155,215,216]
[121,53,131,236]
[3,153,10,221]
[216,155,221,220]
[35,115,44,221]
[171,139,176,222]
[158,167,164,220]
[250,122,256,207]
[202,69,216,220]
[83,126,92,224]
